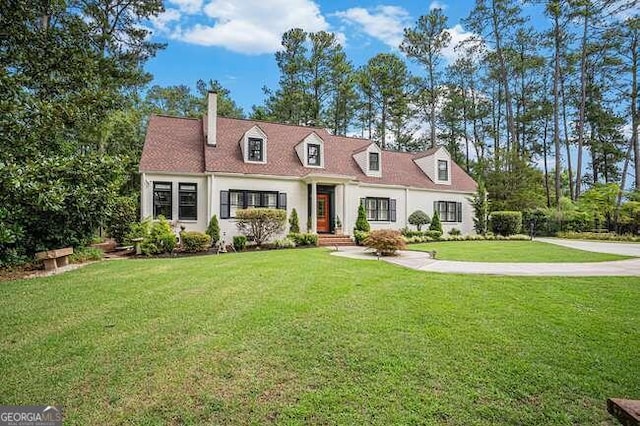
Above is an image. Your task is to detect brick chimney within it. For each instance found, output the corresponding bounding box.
[207,91,217,146]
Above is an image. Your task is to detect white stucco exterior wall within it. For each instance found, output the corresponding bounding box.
[141,172,477,240]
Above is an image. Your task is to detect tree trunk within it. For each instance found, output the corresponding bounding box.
[575,14,588,198]
[490,0,519,162]
[553,10,562,206]
[560,69,574,200]
[631,27,640,189]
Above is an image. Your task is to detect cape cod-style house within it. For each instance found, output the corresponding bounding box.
[139,92,478,242]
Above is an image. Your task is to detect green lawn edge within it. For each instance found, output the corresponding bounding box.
[409,240,633,263]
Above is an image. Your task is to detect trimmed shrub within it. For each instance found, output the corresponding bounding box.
[556,231,640,242]
[489,211,523,236]
[180,231,211,253]
[274,238,296,249]
[233,235,247,251]
[288,233,318,246]
[206,215,220,244]
[289,208,300,234]
[69,246,103,263]
[429,211,443,233]
[363,230,406,256]
[448,228,461,236]
[106,196,138,244]
[354,204,370,232]
[353,230,369,246]
[425,230,443,239]
[408,210,430,231]
[235,208,286,246]
[401,228,424,238]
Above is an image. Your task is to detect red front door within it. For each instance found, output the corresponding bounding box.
[317,194,330,233]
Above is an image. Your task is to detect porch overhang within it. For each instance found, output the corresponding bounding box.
[302,173,355,184]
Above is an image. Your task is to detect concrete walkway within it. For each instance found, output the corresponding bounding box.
[331,239,640,276]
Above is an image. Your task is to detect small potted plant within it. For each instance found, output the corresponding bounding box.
[335,215,343,235]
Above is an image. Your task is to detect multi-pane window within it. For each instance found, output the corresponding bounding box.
[178,183,197,220]
[226,190,284,218]
[248,137,264,162]
[153,182,172,219]
[436,201,462,222]
[369,152,380,171]
[438,160,449,181]
[308,143,321,166]
[364,197,395,222]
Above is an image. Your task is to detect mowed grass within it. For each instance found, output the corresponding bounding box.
[1,249,639,425]
[410,240,632,262]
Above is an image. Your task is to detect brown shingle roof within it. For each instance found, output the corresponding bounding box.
[141,114,477,192]
[139,115,205,173]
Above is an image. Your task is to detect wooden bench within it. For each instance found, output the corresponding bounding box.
[35,247,74,271]
[608,398,640,426]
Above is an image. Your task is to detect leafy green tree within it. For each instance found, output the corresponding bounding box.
[361,53,414,149]
[196,79,244,118]
[470,183,489,235]
[401,8,451,148]
[106,196,138,244]
[0,0,163,259]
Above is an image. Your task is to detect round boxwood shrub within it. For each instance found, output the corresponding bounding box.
[180,231,211,253]
[489,211,523,236]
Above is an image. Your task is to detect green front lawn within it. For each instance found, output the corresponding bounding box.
[1,249,639,424]
[410,240,632,262]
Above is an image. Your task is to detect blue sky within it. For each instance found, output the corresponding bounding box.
[145,0,481,113]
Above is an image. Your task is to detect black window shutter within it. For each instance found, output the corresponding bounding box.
[433,201,438,216]
[457,202,462,222]
[360,198,366,207]
[390,199,396,222]
[220,190,230,219]
[278,193,287,211]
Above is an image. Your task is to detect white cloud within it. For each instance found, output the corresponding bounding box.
[429,1,447,11]
[334,5,411,49]
[168,0,203,14]
[442,24,476,63]
[150,9,182,33]
[164,0,332,54]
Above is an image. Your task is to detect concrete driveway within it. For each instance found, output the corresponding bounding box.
[536,237,640,257]
[331,239,640,276]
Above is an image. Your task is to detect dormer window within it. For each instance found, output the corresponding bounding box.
[248,138,264,162]
[296,133,324,168]
[308,144,321,166]
[438,160,448,181]
[369,152,380,171]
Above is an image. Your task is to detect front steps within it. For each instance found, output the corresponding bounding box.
[317,234,354,247]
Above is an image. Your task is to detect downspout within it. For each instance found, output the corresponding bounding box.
[405,187,409,226]
[140,172,146,220]
[207,174,213,223]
